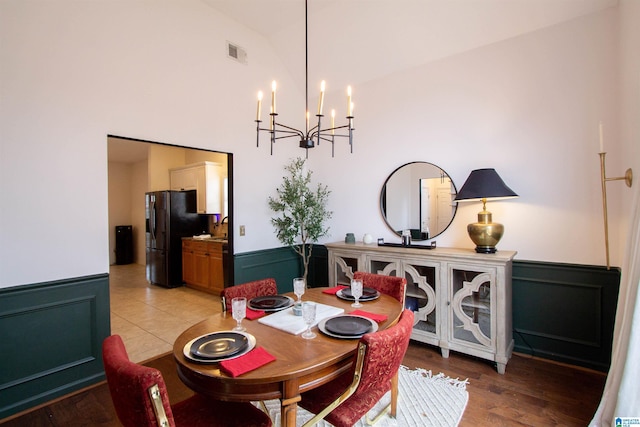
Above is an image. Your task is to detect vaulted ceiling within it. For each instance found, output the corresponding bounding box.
[203,0,617,91]
[108,1,617,162]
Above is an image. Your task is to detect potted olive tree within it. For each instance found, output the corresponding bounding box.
[268,157,332,284]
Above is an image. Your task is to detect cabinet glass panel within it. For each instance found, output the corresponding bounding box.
[369,259,397,276]
[404,264,437,334]
[451,269,492,348]
[334,255,359,285]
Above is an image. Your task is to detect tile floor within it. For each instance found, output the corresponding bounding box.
[109,263,221,363]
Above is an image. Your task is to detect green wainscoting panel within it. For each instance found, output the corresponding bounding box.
[233,244,328,293]
[0,252,619,420]
[308,244,328,288]
[0,274,110,420]
[233,249,620,371]
[234,246,301,293]
[512,261,620,372]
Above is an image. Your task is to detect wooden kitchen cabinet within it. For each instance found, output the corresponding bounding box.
[182,239,224,295]
[327,241,516,374]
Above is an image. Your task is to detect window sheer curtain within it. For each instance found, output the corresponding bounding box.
[590,182,640,425]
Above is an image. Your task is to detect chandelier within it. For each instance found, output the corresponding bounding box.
[254,0,354,157]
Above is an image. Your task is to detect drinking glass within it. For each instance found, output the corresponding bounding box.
[350,279,363,308]
[293,277,306,303]
[301,302,317,339]
[231,297,247,332]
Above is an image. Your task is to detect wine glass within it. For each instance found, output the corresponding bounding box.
[301,302,317,339]
[293,277,305,304]
[231,297,247,331]
[350,279,363,308]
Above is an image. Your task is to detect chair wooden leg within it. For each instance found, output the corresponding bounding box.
[390,372,399,418]
[364,373,398,425]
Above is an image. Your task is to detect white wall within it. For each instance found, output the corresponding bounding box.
[131,160,148,266]
[107,162,133,265]
[310,6,624,266]
[107,158,149,267]
[0,0,300,287]
[617,0,640,252]
[0,1,636,288]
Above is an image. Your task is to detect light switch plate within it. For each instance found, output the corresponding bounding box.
[239,225,246,236]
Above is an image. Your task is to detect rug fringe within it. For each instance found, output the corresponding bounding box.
[256,366,469,427]
[399,365,469,390]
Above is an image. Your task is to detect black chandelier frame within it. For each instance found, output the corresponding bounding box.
[255,0,354,157]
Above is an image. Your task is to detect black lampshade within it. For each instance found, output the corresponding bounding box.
[454,168,518,202]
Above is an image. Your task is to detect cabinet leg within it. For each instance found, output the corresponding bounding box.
[496,362,506,375]
[441,348,449,358]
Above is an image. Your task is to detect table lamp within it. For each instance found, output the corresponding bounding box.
[454,168,518,253]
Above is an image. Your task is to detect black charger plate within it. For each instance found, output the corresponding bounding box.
[190,332,248,360]
[337,287,380,302]
[249,295,294,311]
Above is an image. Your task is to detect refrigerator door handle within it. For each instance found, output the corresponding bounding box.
[150,199,157,242]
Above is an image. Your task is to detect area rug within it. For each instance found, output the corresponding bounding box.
[260,366,469,426]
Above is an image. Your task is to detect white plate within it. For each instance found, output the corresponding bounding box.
[183,331,256,364]
[318,315,379,339]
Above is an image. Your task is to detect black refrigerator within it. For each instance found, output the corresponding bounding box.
[145,190,205,288]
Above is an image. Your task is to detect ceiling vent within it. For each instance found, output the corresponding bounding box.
[226,41,247,65]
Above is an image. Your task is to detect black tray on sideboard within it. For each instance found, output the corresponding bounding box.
[377,241,436,250]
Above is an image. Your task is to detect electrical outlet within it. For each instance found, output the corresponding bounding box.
[239,225,245,236]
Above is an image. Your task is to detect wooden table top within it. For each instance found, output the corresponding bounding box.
[173,287,403,402]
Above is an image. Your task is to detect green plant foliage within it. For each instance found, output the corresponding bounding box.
[268,157,332,283]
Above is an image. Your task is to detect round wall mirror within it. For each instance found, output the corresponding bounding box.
[380,162,458,240]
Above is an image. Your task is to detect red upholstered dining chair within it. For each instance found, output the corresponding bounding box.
[298,309,414,427]
[353,271,407,304]
[220,278,278,312]
[102,335,272,427]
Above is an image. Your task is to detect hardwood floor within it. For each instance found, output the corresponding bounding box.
[0,345,606,426]
[402,343,606,426]
[0,264,607,426]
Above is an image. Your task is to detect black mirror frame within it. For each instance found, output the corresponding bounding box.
[380,161,458,241]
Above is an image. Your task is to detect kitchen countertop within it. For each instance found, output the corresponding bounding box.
[183,236,228,244]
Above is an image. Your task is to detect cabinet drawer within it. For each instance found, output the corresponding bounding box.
[183,239,223,254]
[190,241,209,252]
[183,240,208,253]
[206,242,223,255]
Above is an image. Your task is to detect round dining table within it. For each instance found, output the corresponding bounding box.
[173,287,404,427]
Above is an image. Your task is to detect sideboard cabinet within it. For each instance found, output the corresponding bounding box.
[326,242,517,374]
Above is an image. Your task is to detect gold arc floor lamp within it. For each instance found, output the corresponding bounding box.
[599,151,633,269]
[454,168,519,253]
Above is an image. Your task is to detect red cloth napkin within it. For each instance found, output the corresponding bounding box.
[349,309,388,323]
[219,347,276,378]
[245,307,266,320]
[323,285,349,295]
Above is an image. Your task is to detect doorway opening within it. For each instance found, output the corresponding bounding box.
[106,134,234,287]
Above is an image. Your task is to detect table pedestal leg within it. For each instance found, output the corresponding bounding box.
[281,379,301,427]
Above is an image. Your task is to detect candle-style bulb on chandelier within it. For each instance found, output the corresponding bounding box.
[254,0,354,157]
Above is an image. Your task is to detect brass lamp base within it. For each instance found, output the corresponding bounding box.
[467,210,504,253]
